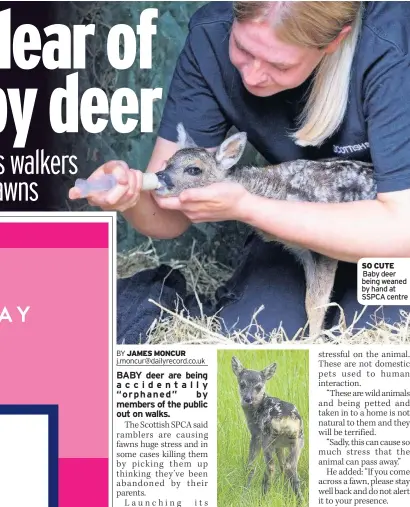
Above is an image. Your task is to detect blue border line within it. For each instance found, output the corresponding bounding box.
[0,405,59,507]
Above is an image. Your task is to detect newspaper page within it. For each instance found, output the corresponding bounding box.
[1,2,410,507]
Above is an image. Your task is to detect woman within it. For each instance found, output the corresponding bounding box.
[70,1,410,342]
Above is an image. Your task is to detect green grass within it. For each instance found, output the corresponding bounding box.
[217,349,309,507]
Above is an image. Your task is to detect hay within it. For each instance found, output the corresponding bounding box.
[117,238,232,300]
[117,243,410,345]
[143,302,410,345]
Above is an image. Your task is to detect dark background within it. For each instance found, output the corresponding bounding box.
[1,1,260,266]
[0,2,61,210]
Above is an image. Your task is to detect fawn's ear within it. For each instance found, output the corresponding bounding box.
[177,123,198,149]
[231,356,244,377]
[261,363,277,381]
[215,132,247,171]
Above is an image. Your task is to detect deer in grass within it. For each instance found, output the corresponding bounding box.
[231,356,305,502]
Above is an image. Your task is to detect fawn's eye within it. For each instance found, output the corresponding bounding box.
[240,381,246,389]
[184,166,202,176]
[254,385,262,392]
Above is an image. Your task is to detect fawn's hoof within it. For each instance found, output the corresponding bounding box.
[261,480,270,495]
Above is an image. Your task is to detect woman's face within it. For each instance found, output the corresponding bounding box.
[229,19,325,97]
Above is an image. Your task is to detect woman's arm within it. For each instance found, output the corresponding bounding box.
[239,189,410,262]
[121,137,192,239]
[156,182,410,262]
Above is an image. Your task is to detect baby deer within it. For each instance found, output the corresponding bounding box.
[231,356,304,502]
[154,124,376,337]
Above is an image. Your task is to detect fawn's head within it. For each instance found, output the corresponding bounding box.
[231,356,277,408]
[154,124,247,196]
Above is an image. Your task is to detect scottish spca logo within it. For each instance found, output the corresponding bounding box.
[333,141,369,155]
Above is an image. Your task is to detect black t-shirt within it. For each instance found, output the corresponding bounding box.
[158,1,410,193]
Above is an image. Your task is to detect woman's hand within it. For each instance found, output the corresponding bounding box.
[153,181,250,223]
[68,160,144,212]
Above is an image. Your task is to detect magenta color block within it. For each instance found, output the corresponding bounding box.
[59,458,109,507]
[0,248,109,458]
[0,222,109,248]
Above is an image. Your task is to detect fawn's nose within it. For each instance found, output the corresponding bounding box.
[156,171,174,189]
[244,395,253,404]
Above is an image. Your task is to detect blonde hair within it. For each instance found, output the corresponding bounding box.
[233,1,363,147]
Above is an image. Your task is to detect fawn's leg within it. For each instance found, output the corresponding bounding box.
[284,438,304,503]
[261,443,275,495]
[246,435,261,487]
[304,255,338,337]
[275,447,285,473]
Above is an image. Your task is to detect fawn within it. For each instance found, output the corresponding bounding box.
[154,124,376,337]
[231,356,304,502]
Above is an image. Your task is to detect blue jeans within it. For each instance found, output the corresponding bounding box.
[117,234,409,343]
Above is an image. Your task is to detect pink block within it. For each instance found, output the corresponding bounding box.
[0,248,109,457]
[0,221,110,507]
[0,223,109,248]
[59,458,109,507]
